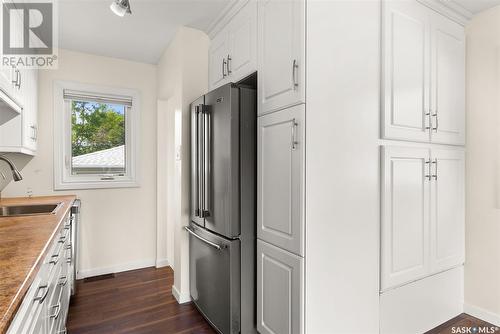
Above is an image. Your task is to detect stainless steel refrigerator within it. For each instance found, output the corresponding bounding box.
[187,82,256,334]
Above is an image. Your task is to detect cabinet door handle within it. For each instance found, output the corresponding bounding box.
[33,284,49,303]
[222,58,227,78]
[432,112,438,132]
[30,125,36,140]
[432,159,438,180]
[291,119,298,150]
[226,55,232,75]
[425,111,431,130]
[425,160,431,181]
[49,302,61,319]
[58,275,68,287]
[292,59,299,89]
[16,70,21,88]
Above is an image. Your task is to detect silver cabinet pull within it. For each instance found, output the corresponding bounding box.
[226,55,232,75]
[11,69,19,87]
[432,112,438,132]
[292,59,299,89]
[432,159,438,180]
[291,119,298,150]
[49,254,59,265]
[49,302,61,319]
[425,160,431,181]
[58,275,68,286]
[184,226,225,250]
[30,125,36,140]
[17,70,21,88]
[425,111,431,130]
[33,284,49,303]
[222,58,227,78]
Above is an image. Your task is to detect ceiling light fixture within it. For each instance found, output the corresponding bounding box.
[110,0,132,17]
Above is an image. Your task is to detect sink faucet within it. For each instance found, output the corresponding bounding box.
[0,155,23,181]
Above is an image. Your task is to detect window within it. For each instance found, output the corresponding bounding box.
[54,81,140,190]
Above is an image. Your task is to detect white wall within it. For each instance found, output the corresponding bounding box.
[156,27,209,303]
[2,49,158,278]
[464,7,500,324]
[305,1,380,332]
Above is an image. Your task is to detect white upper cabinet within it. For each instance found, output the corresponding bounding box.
[208,1,257,91]
[257,104,305,256]
[382,1,465,145]
[430,149,465,272]
[209,29,229,90]
[382,1,430,142]
[257,0,305,115]
[430,13,465,145]
[381,146,430,291]
[227,1,257,81]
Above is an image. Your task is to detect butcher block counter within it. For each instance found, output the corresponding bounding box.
[0,195,76,334]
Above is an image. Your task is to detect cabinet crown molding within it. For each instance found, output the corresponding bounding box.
[417,0,472,25]
[206,0,250,39]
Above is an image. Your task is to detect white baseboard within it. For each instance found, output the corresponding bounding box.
[172,284,191,304]
[155,258,169,268]
[77,259,156,279]
[464,303,500,327]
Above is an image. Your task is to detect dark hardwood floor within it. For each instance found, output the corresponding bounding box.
[68,267,497,334]
[426,313,499,334]
[67,267,216,334]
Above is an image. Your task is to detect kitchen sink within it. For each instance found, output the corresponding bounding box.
[0,203,62,217]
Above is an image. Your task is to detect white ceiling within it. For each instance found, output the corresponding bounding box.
[58,0,230,64]
[452,0,500,14]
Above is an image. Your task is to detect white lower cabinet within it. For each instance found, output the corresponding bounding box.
[257,104,305,256]
[257,239,303,334]
[8,214,74,334]
[381,146,464,291]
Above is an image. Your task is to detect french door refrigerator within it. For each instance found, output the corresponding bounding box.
[187,82,256,334]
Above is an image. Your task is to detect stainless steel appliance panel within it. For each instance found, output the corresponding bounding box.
[203,84,241,238]
[187,223,241,334]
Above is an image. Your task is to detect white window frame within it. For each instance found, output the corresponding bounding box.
[54,81,140,190]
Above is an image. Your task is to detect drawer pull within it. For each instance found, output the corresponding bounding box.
[58,275,68,286]
[49,302,61,319]
[33,284,49,303]
[49,254,59,265]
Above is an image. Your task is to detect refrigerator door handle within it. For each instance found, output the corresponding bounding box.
[198,106,204,218]
[202,106,211,218]
[184,226,225,250]
[194,106,199,217]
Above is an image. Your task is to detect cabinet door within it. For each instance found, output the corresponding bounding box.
[209,30,229,90]
[257,105,305,256]
[430,14,465,145]
[430,149,464,272]
[381,146,430,291]
[227,1,257,82]
[258,0,305,115]
[382,1,430,142]
[23,70,38,152]
[257,240,303,334]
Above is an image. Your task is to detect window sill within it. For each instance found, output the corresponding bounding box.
[54,180,140,191]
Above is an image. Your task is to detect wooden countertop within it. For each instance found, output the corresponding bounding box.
[0,195,76,334]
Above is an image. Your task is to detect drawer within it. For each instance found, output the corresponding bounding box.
[6,275,46,334]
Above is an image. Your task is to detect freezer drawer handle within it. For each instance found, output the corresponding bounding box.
[184,226,226,251]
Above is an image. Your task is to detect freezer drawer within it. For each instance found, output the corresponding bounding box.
[187,223,241,334]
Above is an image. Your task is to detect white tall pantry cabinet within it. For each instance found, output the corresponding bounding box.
[206,0,466,333]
